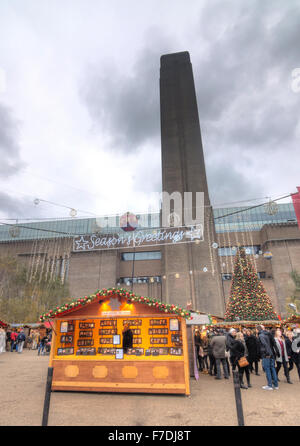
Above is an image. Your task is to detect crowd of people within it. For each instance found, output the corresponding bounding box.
[194,324,300,390]
[0,327,52,355]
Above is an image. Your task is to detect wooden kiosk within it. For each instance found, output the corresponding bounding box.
[41,288,191,395]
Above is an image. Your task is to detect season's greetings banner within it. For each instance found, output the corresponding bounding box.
[73,225,203,252]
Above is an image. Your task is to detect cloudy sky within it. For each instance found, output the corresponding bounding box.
[0,0,299,222]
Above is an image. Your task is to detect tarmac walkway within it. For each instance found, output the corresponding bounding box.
[0,349,299,426]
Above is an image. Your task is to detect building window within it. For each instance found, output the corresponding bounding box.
[218,245,261,256]
[222,274,232,281]
[257,272,266,279]
[119,276,161,285]
[121,251,161,261]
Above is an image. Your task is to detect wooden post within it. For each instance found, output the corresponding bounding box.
[233,370,245,426]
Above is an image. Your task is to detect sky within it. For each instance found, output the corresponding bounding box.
[0,0,299,222]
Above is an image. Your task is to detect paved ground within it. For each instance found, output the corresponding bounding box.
[0,349,299,426]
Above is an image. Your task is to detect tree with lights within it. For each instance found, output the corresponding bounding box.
[224,247,278,322]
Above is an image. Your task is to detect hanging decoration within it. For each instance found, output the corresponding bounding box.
[263,251,273,260]
[264,199,279,216]
[120,212,138,232]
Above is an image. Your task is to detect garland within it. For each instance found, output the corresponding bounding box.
[39,287,192,322]
[282,313,300,325]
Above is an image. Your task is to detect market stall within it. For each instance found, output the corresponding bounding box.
[0,319,8,328]
[212,319,281,330]
[40,288,191,395]
[281,314,300,329]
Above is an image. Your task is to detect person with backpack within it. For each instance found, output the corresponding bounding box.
[16,329,26,353]
[257,325,280,390]
[10,330,18,352]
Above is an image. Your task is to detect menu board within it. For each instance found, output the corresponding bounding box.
[98,348,116,355]
[123,319,142,326]
[79,322,95,329]
[99,329,117,335]
[100,338,113,344]
[56,317,184,358]
[79,331,93,338]
[149,328,168,335]
[170,347,182,356]
[150,319,167,326]
[57,321,75,355]
[57,347,74,355]
[171,334,182,346]
[76,347,96,355]
[60,335,73,343]
[77,339,94,346]
[126,348,144,356]
[100,320,117,326]
[150,337,168,345]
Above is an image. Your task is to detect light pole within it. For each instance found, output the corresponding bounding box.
[288,303,298,313]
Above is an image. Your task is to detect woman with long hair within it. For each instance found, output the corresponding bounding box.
[245,328,261,375]
[231,332,252,389]
[274,328,292,384]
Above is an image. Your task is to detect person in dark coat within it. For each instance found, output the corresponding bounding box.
[257,325,280,390]
[245,329,260,375]
[207,330,217,376]
[285,330,294,371]
[231,332,251,389]
[6,328,11,351]
[210,330,229,380]
[194,329,203,371]
[122,324,133,353]
[226,328,237,371]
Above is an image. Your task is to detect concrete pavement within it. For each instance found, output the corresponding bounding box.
[0,349,299,426]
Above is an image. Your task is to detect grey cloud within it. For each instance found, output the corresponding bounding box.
[0,191,29,218]
[81,2,299,205]
[206,159,265,206]
[81,28,177,153]
[0,103,25,177]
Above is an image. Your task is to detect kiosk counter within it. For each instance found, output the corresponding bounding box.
[42,288,191,395]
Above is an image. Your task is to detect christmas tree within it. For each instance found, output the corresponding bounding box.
[224,247,278,321]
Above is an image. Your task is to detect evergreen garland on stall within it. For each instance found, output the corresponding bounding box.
[39,287,192,322]
[224,247,278,322]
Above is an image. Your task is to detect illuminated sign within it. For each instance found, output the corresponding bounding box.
[73,225,203,252]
